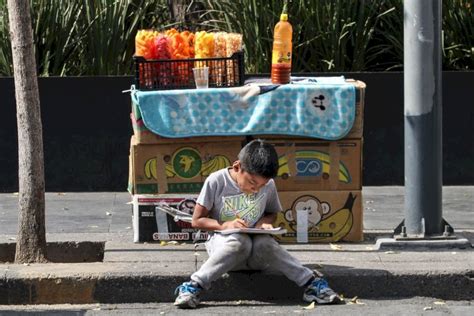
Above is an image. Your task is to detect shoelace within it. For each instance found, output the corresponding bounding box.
[175,282,200,295]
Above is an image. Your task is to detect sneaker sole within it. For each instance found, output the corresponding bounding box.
[174,301,198,309]
[174,298,199,309]
[303,293,340,305]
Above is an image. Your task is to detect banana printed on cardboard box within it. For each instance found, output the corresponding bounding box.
[273,190,363,243]
[259,139,362,191]
[128,136,243,194]
[132,194,208,243]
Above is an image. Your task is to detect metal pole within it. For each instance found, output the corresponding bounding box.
[404,0,443,236]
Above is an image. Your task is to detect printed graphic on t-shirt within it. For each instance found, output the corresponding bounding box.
[220,193,266,226]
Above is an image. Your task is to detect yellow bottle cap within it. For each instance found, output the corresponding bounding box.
[280,13,288,21]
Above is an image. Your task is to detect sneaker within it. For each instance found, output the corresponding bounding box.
[174,281,202,308]
[303,278,340,304]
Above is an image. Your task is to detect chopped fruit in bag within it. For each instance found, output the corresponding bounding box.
[153,35,172,59]
[214,32,227,57]
[168,32,193,86]
[225,33,243,57]
[152,35,172,86]
[225,33,243,85]
[165,28,179,37]
[195,31,215,58]
[195,31,215,70]
[169,32,191,59]
[135,29,159,88]
[135,29,159,59]
[181,31,195,58]
[194,31,215,82]
[213,32,228,86]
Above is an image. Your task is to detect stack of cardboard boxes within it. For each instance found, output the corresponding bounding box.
[261,80,366,242]
[128,80,365,243]
[129,103,246,242]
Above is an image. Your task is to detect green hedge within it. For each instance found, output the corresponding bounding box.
[0,0,472,76]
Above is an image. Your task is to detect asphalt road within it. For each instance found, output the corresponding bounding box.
[0,298,472,315]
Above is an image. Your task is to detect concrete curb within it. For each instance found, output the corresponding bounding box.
[1,230,473,305]
[1,262,473,304]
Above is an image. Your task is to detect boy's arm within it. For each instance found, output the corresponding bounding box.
[254,180,281,230]
[192,203,248,231]
[254,212,277,230]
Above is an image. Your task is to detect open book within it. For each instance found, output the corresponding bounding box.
[215,227,287,235]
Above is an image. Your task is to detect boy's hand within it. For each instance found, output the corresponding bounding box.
[254,213,277,230]
[222,218,248,230]
[256,223,274,230]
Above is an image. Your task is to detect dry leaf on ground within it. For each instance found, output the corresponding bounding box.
[348,296,365,305]
[303,302,316,310]
[330,243,342,250]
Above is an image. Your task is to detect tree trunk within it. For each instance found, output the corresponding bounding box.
[167,0,204,29]
[168,0,187,25]
[7,0,47,263]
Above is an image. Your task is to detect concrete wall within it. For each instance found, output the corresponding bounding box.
[0,72,472,191]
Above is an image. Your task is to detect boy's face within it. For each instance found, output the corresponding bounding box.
[232,161,270,194]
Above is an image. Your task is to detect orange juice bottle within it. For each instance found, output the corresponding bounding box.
[271,1,292,84]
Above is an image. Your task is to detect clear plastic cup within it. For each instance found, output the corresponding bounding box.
[192,67,209,89]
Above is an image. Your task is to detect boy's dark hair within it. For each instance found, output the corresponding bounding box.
[238,139,279,179]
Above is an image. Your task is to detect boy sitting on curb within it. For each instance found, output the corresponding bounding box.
[174,139,340,308]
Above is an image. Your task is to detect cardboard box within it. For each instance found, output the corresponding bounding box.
[273,190,363,243]
[129,136,243,194]
[132,194,208,243]
[261,139,362,191]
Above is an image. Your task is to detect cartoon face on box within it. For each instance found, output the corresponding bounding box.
[285,195,331,230]
[274,192,358,242]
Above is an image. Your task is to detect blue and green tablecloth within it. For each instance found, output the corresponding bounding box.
[131,77,356,140]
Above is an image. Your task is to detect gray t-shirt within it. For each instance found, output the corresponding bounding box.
[197,168,283,227]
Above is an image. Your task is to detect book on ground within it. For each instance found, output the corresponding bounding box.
[215,227,287,235]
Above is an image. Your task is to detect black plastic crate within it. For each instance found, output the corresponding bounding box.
[133,51,245,90]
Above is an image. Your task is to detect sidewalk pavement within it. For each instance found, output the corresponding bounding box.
[0,187,473,304]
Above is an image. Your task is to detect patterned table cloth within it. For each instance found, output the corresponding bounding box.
[131,77,356,140]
